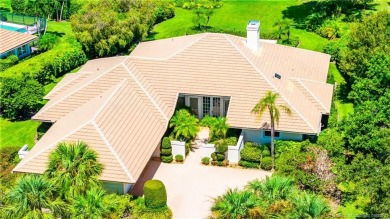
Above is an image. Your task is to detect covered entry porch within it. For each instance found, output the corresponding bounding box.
[176,94,230,119]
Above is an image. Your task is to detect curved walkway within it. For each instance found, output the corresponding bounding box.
[131,146,271,219]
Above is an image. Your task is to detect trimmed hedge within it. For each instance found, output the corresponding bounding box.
[160,149,172,156]
[215,140,228,153]
[240,146,262,163]
[239,160,259,169]
[161,137,171,149]
[0,55,18,72]
[175,154,184,162]
[201,157,210,165]
[216,153,225,161]
[261,157,273,170]
[161,155,173,163]
[144,180,167,208]
[131,197,173,219]
[211,152,217,161]
[1,37,87,85]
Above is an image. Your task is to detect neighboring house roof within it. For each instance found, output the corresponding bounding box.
[0,29,37,54]
[14,33,333,183]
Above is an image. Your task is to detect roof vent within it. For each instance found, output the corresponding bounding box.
[274,73,281,79]
[246,20,260,52]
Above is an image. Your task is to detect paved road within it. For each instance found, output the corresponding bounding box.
[131,146,271,219]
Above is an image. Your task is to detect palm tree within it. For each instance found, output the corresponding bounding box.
[251,91,292,171]
[71,187,130,218]
[246,176,295,203]
[200,116,230,141]
[44,141,103,200]
[291,192,330,218]
[169,109,200,142]
[2,174,68,219]
[211,188,264,219]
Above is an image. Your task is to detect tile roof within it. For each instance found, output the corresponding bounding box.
[0,29,37,54]
[14,33,333,183]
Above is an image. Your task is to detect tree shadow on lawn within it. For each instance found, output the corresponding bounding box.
[45,31,65,38]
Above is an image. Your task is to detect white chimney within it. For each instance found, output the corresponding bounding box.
[246,20,260,51]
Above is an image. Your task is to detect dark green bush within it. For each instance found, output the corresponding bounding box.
[1,37,87,85]
[216,153,225,161]
[38,34,59,52]
[240,146,262,163]
[202,157,210,165]
[161,155,173,163]
[175,154,184,162]
[161,137,171,149]
[160,149,172,156]
[0,75,44,119]
[215,140,228,153]
[211,152,217,161]
[262,149,271,157]
[154,1,175,24]
[239,160,259,169]
[144,180,167,208]
[261,157,272,170]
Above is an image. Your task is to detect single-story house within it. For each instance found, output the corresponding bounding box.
[13,21,333,194]
[0,29,37,59]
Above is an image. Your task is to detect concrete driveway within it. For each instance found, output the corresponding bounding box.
[131,147,271,219]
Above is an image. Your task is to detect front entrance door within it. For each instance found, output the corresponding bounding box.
[212,97,222,117]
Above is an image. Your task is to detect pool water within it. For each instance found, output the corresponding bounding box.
[0,24,27,33]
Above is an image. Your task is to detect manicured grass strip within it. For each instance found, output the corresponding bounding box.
[328,63,345,84]
[0,118,41,148]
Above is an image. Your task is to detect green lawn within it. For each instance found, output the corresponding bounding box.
[0,118,41,148]
[153,1,329,52]
[0,0,11,11]
[47,20,73,36]
[328,63,345,84]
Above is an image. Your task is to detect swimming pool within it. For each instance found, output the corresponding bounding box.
[0,24,27,33]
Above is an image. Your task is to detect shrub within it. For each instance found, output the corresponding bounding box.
[211,152,217,161]
[0,55,18,71]
[215,140,228,153]
[239,160,259,169]
[225,136,237,145]
[216,153,225,161]
[154,1,175,24]
[160,149,172,156]
[161,137,171,149]
[1,37,87,85]
[244,142,255,148]
[202,157,210,165]
[323,40,343,62]
[175,154,184,162]
[240,146,262,163]
[161,155,173,163]
[144,180,167,208]
[262,149,271,157]
[38,34,59,52]
[131,198,173,219]
[0,75,44,119]
[261,157,272,170]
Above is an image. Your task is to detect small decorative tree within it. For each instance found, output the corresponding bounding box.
[160,137,173,163]
[169,109,199,142]
[144,180,168,208]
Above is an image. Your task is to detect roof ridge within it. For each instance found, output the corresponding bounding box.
[130,33,209,61]
[293,79,328,112]
[13,121,92,173]
[93,79,127,120]
[92,121,135,183]
[34,61,125,121]
[224,35,317,133]
[121,63,169,122]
